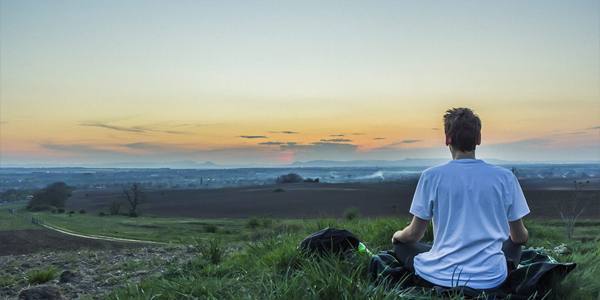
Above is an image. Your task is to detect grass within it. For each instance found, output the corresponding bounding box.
[109,217,600,300]
[0,201,39,230]
[25,212,249,243]
[2,203,598,299]
[26,267,58,284]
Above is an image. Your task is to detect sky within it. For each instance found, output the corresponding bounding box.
[1,0,599,166]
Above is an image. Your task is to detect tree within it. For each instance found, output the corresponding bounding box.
[123,183,144,217]
[27,182,73,211]
[109,200,121,215]
[559,180,588,239]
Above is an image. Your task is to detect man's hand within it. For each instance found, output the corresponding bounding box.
[509,218,529,245]
[391,230,403,244]
[391,216,429,244]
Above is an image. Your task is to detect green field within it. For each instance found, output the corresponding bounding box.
[0,202,38,230]
[2,205,599,299]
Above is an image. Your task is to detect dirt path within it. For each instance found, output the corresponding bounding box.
[39,222,166,245]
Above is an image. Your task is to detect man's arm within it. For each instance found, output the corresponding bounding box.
[392,216,429,244]
[509,218,529,244]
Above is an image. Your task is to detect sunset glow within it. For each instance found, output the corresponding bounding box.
[1,0,598,166]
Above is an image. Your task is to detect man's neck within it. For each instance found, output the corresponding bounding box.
[453,151,476,160]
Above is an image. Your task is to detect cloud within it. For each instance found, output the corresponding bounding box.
[269,131,299,134]
[399,139,420,144]
[239,135,268,139]
[352,133,365,135]
[373,137,386,140]
[278,141,359,161]
[80,121,189,135]
[258,141,285,146]
[369,139,423,151]
[330,134,345,137]
[121,142,178,151]
[80,122,146,133]
[587,126,600,130]
[432,128,440,131]
[320,138,352,143]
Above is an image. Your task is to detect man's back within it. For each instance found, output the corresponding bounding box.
[410,159,530,289]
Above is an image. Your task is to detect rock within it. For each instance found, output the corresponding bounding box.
[553,243,570,255]
[276,173,303,184]
[18,285,63,300]
[59,270,77,283]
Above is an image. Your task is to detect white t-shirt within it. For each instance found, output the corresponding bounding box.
[410,159,530,289]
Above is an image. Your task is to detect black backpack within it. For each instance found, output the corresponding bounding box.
[299,228,361,255]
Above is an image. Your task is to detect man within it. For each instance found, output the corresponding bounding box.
[392,107,530,290]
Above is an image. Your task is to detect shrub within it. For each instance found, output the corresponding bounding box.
[261,218,274,228]
[109,201,121,215]
[247,218,260,229]
[273,188,285,193]
[200,239,223,265]
[344,207,359,221]
[79,209,86,214]
[26,267,58,284]
[204,224,218,233]
[98,212,106,217]
[57,208,65,213]
[246,218,273,230]
[276,173,303,184]
[27,182,72,211]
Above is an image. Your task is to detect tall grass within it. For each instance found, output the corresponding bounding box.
[111,218,600,299]
[26,267,58,284]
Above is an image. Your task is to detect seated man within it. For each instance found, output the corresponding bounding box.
[392,107,530,290]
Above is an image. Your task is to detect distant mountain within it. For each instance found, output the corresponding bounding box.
[289,158,535,168]
[290,159,446,168]
[99,160,220,169]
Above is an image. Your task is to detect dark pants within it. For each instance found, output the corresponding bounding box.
[394,239,522,287]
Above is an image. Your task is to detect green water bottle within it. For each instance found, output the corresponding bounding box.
[357,242,372,256]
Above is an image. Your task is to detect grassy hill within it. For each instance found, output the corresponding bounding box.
[2,208,598,299]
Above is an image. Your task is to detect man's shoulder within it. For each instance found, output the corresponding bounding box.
[481,162,515,176]
[421,161,452,176]
[422,160,515,178]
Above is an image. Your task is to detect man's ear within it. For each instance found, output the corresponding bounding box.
[476,133,481,145]
[445,135,452,146]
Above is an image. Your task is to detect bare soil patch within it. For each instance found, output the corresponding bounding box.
[67,181,600,219]
[0,229,137,256]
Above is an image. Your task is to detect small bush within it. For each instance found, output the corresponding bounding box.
[246,218,273,229]
[200,239,223,265]
[0,275,16,289]
[247,218,260,229]
[79,209,86,214]
[261,218,274,228]
[109,201,121,215]
[344,207,359,221]
[276,173,303,184]
[26,267,58,284]
[273,188,285,193]
[98,212,106,217]
[204,224,218,233]
[28,205,56,212]
[57,208,65,213]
